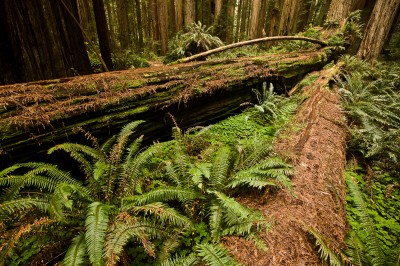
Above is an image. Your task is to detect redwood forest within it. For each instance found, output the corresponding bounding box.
[0,0,399,265]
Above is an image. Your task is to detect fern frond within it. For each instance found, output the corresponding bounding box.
[125,202,191,228]
[158,253,199,266]
[345,229,366,266]
[109,120,144,165]
[209,202,223,242]
[50,183,92,221]
[48,143,98,178]
[210,147,231,191]
[156,231,183,263]
[0,197,49,220]
[62,233,88,266]
[308,227,345,266]
[85,202,110,266]
[123,187,202,206]
[196,243,241,266]
[0,162,81,191]
[121,142,165,196]
[346,175,386,266]
[104,217,162,265]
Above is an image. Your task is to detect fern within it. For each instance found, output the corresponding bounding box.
[158,253,199,266]
[62,233,88,266]
[209,202,224,242]
[308,227,345,266]
[85,202,110,266]
[125,202,192,228]
[196,243,241,266]
[209,147,231,191]
[125,187,203,206]
[48,143,98,178]
[104,217,162,265]
[0,197,49,221]
[346,175,386,266]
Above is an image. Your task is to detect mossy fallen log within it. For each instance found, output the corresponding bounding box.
[0,48,333,166]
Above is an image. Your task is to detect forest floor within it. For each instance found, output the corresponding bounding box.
[223,65,348,265]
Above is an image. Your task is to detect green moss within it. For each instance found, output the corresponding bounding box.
[200,110,276,146]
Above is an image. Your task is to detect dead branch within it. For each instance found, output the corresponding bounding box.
[171,36,328,64]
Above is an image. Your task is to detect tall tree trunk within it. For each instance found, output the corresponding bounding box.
[157,0,169,55]
[76,0,96,42]
[175,0,183,31]
[357,0,400,61]
[326,0,354,26]
[184,0,196,26]
[105,0,116,50]
[225,0,235,43]
[250,0,261,39]
[134,0,144,51]
[234,0,243,41]
[0,0,91,84]
[239,0,250,39]
[296,0,312,32]
[279,0,300,35]
[168,0,176,35]
[116,0,130,50]
[314,0,332,26]
[92,0,113,70]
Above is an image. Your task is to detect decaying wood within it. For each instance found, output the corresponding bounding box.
[171,36,329,64]
[0,48,333,166]
[223,63,347,265]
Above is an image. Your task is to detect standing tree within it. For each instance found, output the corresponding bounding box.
[157,0,169,55]
[0,0,92,85]
[278,0,301,35]
[357,0,400,62]
[92,0,113,70]
[116,0,130,50]
[184,0,196,26]
[326,0,355,25]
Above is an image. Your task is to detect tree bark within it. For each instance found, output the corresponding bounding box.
[116,0,130,50]
[92,0,113,70]
[279,0,301,35]
[157,0,169,55]
[250,0,261,39]
[0,0,91,84]
[134,0,144,51]
[357,0,400,62]
[175,0,184,31]
[184,0,196,26]
[326,0,354,26]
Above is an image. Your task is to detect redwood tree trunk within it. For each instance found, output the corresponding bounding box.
[326,0,354,25]
[92,0,113,70]
[279,0,300,35]
[249,0,261,39]
[157,0,169,55]
[0,0,91,84]
[357,0,400,61]
[175,0,183,31]
[116,0,130,49]
[184,0,196,26]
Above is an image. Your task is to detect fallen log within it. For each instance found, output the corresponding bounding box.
[0,48,333,166]
[223,63,347,265]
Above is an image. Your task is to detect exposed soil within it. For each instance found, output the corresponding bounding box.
[223,65,348,265]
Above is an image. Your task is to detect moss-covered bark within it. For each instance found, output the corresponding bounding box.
[0,48,333,165]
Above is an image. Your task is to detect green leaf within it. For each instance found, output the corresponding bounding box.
[85,202,111,266]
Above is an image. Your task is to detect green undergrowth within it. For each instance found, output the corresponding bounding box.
[346,167,400,260]
[0,88,298,265]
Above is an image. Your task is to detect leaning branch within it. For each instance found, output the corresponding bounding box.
[171,36,328,64]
